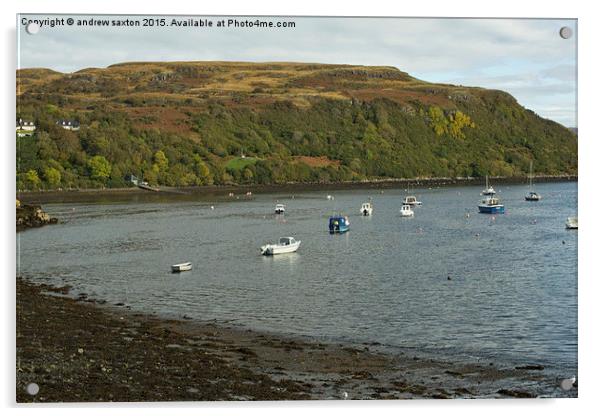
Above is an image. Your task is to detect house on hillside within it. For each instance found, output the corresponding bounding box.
[56,119,81,131]
[16,118,36,137]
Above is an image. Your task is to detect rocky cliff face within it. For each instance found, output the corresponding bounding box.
[16,202,57,231]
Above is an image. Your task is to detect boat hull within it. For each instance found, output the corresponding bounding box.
[478,205,505,214]
[525,194,541,201]
[329,225,350,234]
[171,263,192,272]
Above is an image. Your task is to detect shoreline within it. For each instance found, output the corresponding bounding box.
[17,175,577,205]
[16,277,577,402]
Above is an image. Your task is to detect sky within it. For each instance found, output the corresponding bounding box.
[17,15,577,127]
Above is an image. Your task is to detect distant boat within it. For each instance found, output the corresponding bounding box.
[329,216,350,233]
[327,195,334,200]
[481,176,496,196]
[137,181,159,192]
[261,237,301,255]
[478,195,505,214]
[525,161,542,201]
[565,217,578,229]
[171,262,192,272]
[274,203,286,214]
[402,195,422,206]
[360,201,373,216]
[400,205,414,217]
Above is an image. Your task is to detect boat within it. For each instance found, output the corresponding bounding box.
[481,176,496,196]
[274,203,286,214]
[565,217,578,229]
[137,181,159,192]
[360,201,373,216]
[329,216,350,233]
[478,195,505,214]
[525,191,541,201]
[525,161,542,201]
[171,262,192,272]
[402,195,422,206]
[261,237,301,255]
[400,205,414,217]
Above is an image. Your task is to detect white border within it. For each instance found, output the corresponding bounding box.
[3,1,600,415]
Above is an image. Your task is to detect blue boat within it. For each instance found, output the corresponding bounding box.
[329,216,350,233]
[478,196,505,214]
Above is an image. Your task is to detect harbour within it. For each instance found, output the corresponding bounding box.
[17,181,578,395]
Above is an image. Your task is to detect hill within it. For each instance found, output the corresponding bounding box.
[16,61,577,190]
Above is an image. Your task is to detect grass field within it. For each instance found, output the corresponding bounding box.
[225,157,260,170]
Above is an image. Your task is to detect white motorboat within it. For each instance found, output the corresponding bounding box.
[400,205,414,217]
[261,237,301,255]
[274,203,286,214]
[402,195,422,206]
[360,201,373,216]
[171,262,192,272]
[565,217,578,229]
[481,175,496,196]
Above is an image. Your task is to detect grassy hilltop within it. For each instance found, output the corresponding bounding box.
[16,61,577,190]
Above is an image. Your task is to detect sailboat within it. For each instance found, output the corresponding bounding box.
[525,161,542,201]
[481,175,496,196]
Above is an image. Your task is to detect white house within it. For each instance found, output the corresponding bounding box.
[56,119,81,131]
[16,118,36,137]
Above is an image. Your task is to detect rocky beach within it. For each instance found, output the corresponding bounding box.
[16,278,576,402]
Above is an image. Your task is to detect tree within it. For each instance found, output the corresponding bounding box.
[428,106,449,137]
[448,111,476,139]
[24,169,41,189]
[43,167,61,187]
[193,155,213,185]
[153,150,169,172]
[242,167,254,182]
[87,155,112,182]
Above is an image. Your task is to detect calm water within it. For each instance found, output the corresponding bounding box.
[18,182,578,375]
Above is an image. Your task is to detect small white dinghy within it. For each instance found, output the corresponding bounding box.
[261,237,301,255]
[171,262,192,273]
[400,205,414,217]
[274,203,286,214]
[565,217,578,229]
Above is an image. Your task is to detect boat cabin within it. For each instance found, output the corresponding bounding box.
[402,196,422,205]
[279,237,296,246]
[481,196,501,206]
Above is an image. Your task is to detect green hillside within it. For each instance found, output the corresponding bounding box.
[16,61,577,190]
